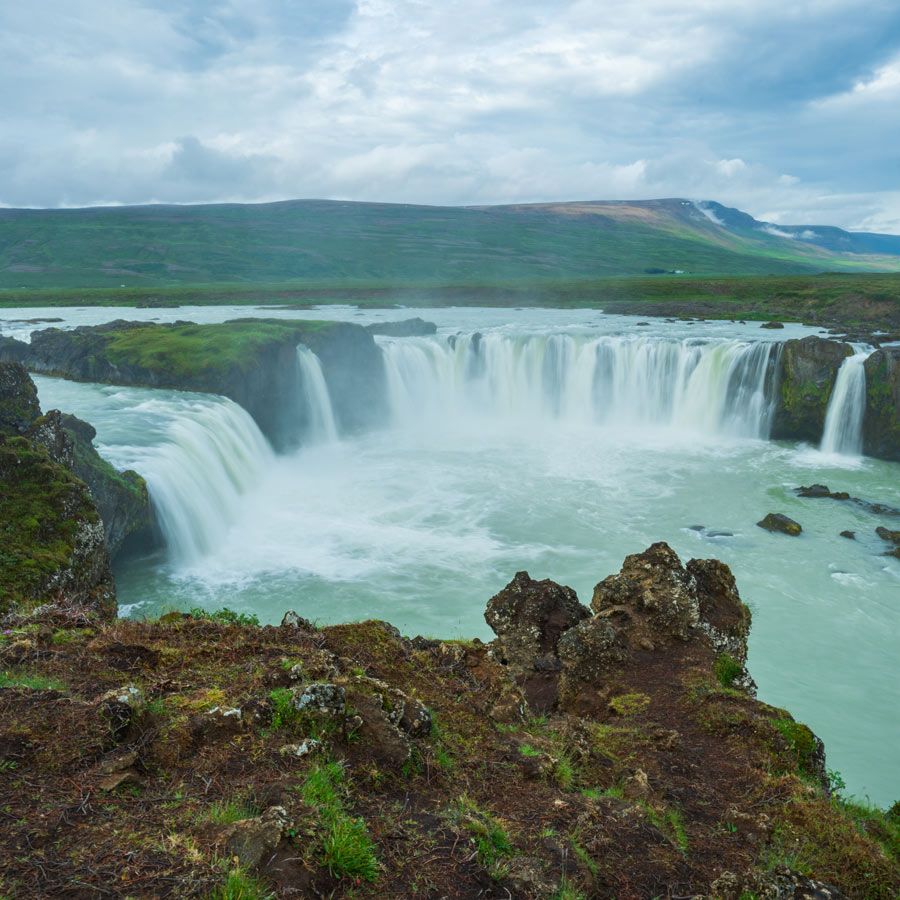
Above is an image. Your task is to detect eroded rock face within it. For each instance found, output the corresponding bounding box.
[863,346,900,461]
[771,337,852,442]
[486,543,754,714]
[485,571,590,710]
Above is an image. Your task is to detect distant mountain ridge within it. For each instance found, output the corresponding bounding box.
[1,197,899,289]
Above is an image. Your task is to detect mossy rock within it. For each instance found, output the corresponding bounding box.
[0,435,114,617]
[771,337,852,442]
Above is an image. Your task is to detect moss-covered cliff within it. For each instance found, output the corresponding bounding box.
[0,319,388,449]
[0,432,115,618]
[770,336,853,442]
[0,544,896,898]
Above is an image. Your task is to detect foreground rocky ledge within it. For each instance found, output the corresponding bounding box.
[1,545,896,898]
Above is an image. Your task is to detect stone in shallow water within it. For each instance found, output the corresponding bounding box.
[757,513,802,536]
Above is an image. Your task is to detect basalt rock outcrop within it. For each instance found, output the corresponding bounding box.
[487,543,755,717]
[771,336,853,442]
[0,362,152,558]
[0,365,116,618]
[863,346,900,461]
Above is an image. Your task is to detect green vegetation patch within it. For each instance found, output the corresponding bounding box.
[298,761,379,882]
[100,319,335,380]
[0,436,100,614]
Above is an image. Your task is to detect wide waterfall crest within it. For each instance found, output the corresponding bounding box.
[296,345,338,443]
[820,349,869,456]
[379,333,781,439]
[135,396,274,564]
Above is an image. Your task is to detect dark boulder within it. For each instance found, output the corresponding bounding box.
[757,513,802,536]
[760,321,784,329]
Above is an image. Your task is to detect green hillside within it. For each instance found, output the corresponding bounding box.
[2,198,899,291]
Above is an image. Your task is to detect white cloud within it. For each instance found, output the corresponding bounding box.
[0,0,897,232]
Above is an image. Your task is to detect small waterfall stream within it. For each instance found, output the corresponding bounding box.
[380,334,781,439]
[296,346,338,443]
[820,349,869,456]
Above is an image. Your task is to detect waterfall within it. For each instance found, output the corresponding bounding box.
[132,397,274,565]
[379,333,781,439]
[296,346,338,443]
[820,350,869,456]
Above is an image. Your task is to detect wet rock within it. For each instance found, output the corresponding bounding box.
[760,320,784,329]
[220,806,293,869]
[26,410,74,468]
[757,513,802,536]
[711,866,848,899]
[195,706,244,741]
[839,530,855,540]
[591,542,700,641]
[796,484,850,500]
[875,525,900,546]
[54,413,151,557]
[863,346,900,462]
[771,337,853,442]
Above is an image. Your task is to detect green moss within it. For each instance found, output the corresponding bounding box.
[772,717,819,777]
[188,607,260,628]
[453,797,513,872]
[608,692,651,716]
[102,320,336,380]
[713,653,744,688]
[0,437,100,614]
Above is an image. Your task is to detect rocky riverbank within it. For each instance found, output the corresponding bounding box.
[1,537,897,898]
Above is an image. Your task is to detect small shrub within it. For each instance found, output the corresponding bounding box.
[300,762,379,882]
[714,653,743,688]
[554,754,576,791]
[322,814,380,881]
[518,743,542,758]
[268,688,299,731]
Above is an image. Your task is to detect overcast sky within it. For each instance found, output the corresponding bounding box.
[2,0,899,231]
